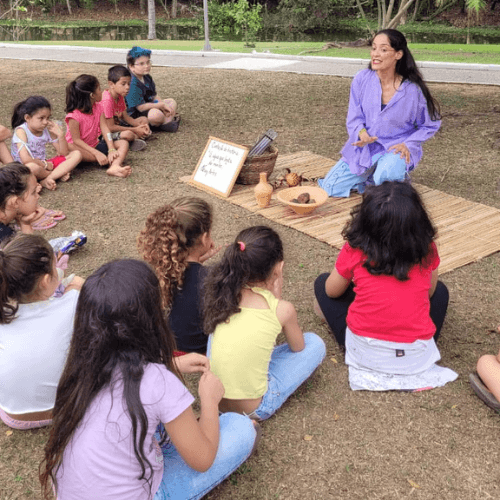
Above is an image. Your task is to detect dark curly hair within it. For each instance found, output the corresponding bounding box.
[203,225,284,334]
[342,181,436,281]
[137,197,212,309]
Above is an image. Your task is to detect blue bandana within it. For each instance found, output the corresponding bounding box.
[127,46,152,59]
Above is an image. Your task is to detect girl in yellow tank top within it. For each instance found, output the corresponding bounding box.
[204,226,326,420]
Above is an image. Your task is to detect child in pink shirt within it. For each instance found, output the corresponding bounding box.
[101,65,151,152]
[65,74,131,178]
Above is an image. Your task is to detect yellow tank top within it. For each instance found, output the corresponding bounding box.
[209,287,282,399]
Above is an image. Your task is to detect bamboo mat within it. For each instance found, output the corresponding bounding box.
[180,151,500,275]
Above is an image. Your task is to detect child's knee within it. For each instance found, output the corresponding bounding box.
[120,130,136,142]
[477,354,499,377]
[148,109,164,126]
[68,150,82,162]
[303,332,327,361]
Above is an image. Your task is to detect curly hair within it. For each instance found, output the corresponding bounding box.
[137,197,212,309]
[203,225,284,335]
[342,181,436,281]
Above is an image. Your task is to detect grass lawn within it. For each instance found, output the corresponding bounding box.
[0,58,499,500]
[9,39,500,65]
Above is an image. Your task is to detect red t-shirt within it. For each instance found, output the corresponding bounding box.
[101,90,126,121]
[336,241,440,343]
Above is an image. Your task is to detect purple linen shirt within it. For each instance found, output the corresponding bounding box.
[341,69,441,175]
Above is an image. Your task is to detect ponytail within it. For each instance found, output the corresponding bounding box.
[203,225,283,334]
[66,75,99,114]
[0,234,54,324]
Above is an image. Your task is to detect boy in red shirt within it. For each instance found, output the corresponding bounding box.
[101,65,151,152]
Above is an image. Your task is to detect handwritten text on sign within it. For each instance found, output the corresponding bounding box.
[192,138,248,196]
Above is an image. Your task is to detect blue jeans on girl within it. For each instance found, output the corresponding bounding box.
[248,332,326,420]
[154,413,256,500]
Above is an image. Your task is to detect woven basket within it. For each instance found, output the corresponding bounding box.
[237,145,278,185]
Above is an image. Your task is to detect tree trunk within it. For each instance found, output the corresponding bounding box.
[148,0,156,40]
[66,0,72,15]
[172,0,177,18]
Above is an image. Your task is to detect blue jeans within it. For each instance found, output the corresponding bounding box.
[249,332,326,420]
[318,152,409,197]
[154,413,256,500]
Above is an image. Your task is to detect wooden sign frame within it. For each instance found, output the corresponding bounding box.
[190,137,249,198]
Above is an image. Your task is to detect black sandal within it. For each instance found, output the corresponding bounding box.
[469,372,500,411]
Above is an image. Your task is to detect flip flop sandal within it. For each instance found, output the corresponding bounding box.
[44,209,66,221]
[32,217,57,231]
[469,372,500,411]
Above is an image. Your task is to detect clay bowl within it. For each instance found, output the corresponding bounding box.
[277,185,328,215]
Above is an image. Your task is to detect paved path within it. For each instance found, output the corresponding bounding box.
[1,43,499,85]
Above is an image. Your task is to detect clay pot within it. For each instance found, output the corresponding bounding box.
[254,172,273,208]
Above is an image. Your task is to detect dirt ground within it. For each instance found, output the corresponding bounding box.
[0,59,499,500]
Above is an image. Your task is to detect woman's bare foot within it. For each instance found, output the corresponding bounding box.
[106,164,132,178]
[40,178,57,190]
[60,173,71,182]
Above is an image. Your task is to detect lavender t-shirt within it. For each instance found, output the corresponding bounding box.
[55,363,194,500]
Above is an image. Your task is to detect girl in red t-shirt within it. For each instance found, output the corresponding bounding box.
[314,181,456,391]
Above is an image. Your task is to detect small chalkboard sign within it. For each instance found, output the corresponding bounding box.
[190,137,249,198]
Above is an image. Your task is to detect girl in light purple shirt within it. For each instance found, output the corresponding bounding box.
[40,259,259,500]
[319,29,441,197]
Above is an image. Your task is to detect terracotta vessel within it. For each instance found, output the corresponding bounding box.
[254,172,273,208]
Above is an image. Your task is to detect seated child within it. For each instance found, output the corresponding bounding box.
[102,65,151,152]
[138,197,220,354]
[65,74,132,178]
[40,259,259,499]
[11,95,82,190]
[125,46,180,132]
[204,226,326,420]
[470,324,500,411]
[0,163,64,241]
[0,234,83,430]
[314,181,457,392]
[0,124,13,164]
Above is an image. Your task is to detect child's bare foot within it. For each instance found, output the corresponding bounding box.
[106,165,132,178]
[40,178,57,190]
[36,183,42,194]
[60,173,71,182]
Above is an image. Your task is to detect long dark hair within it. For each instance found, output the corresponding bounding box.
[0,234,54,324]
[0,162,32,211]
[65,74,99,114]
[138,197,213,309]
[40,259,180,499]
[342,181,436,281]
[203,225,284,334]
[370,29,441,120]
[11,95,51,129]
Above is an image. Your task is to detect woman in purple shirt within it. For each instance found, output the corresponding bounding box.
[319,29,441,197]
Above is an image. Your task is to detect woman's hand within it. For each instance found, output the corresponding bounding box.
[95,151,109,166]
[352,130,378,148]
[175,353,210,374]
[389,142,411,164]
